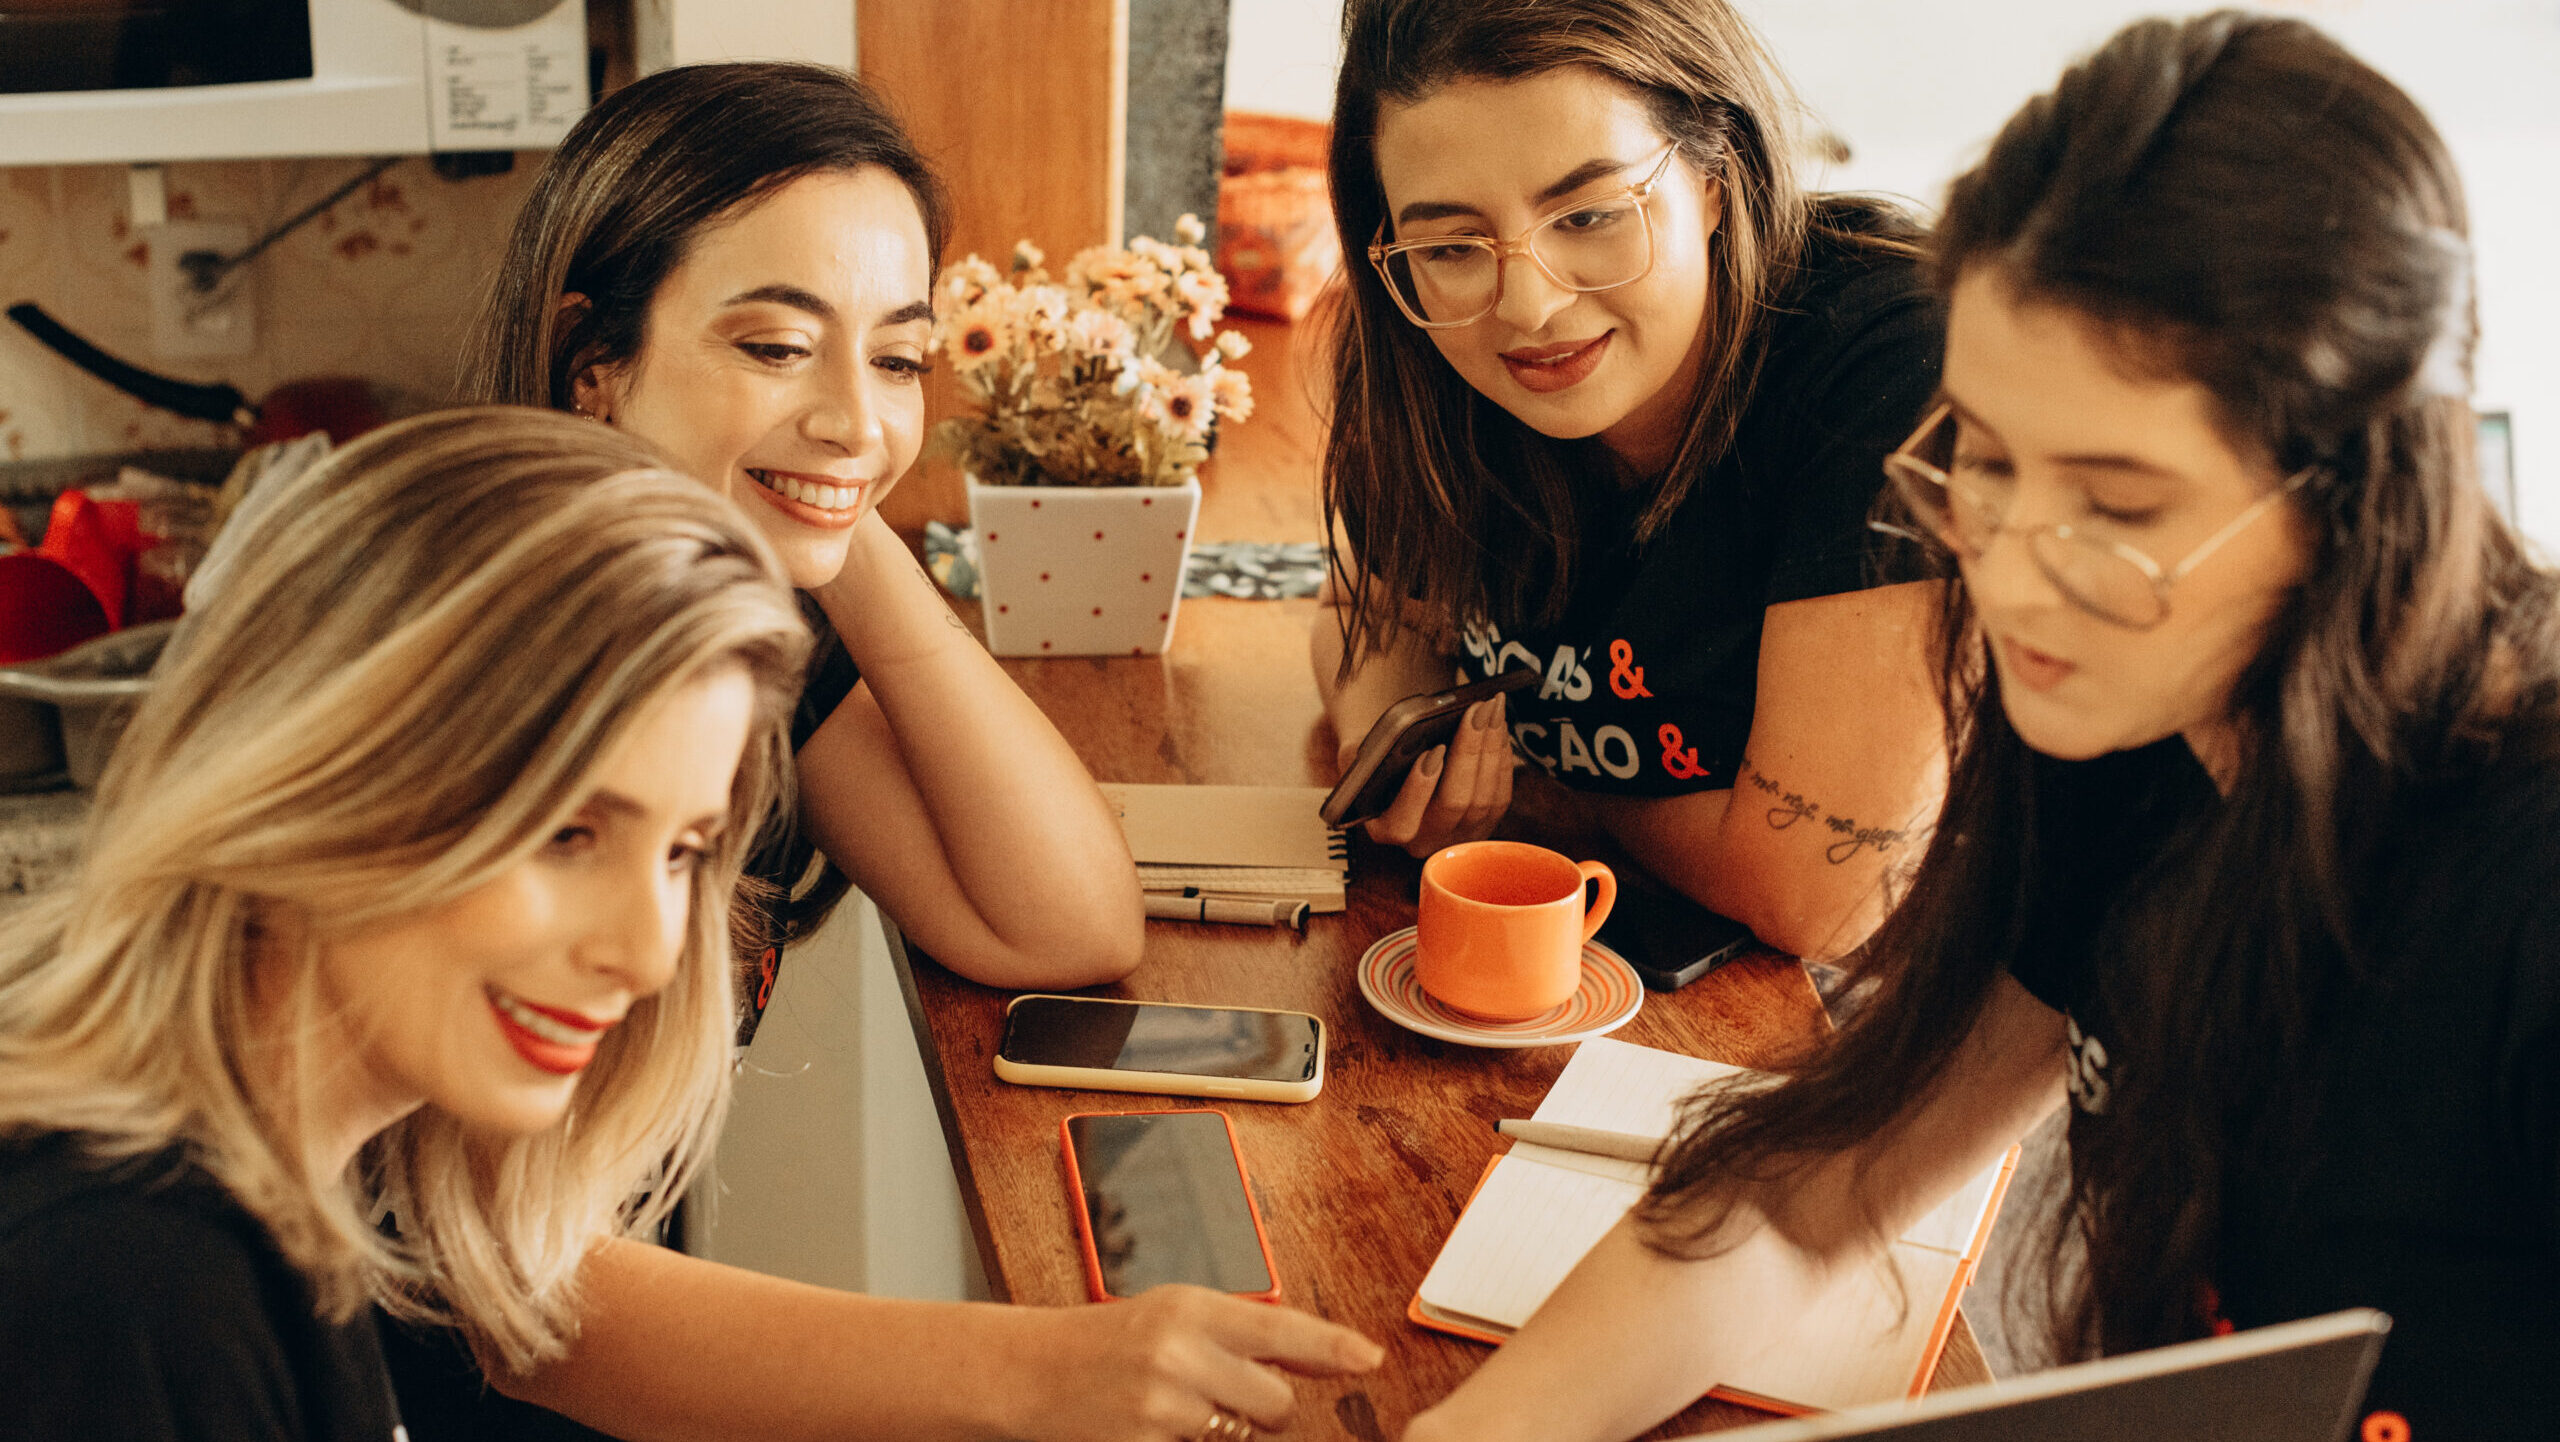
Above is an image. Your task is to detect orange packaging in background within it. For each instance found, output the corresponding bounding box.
[1217,113,1340,322]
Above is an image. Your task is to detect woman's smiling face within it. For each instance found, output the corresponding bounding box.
[311,666,753,1146]
[1372,67,1721,474]
[577,166,934,589]
[1942,266,2315,769]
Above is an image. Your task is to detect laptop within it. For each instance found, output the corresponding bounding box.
[1681,1309,2389,1442]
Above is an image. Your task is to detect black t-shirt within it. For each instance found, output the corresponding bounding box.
[0,1135,405,1441]
[2008,739,2560,1439]
[733,599,863,1047]
[1454,219,1941,795]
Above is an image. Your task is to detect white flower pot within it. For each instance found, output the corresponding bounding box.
[967,476,1201,657]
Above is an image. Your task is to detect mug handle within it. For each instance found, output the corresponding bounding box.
[1577,861,1616,941]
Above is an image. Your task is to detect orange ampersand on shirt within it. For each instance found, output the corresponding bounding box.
[1608,638,1653,699]
[1657,723,1708,780]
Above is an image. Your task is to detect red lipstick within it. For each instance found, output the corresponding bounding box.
[486,989,611,1077]
[1499,332,1611,394]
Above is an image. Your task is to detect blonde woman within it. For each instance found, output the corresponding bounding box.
[0,409,806,1435]
[0,409,1381,1442]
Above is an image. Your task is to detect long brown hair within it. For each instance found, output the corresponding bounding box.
[1641,11,2552,1360]
[458,60,951,413]
[1322,0,1904,658]
[458,59,947,944]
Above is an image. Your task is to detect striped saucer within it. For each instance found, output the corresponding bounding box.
[1356,926,1643,1049]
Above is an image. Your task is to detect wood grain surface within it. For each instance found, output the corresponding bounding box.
[885,315,1984,1437]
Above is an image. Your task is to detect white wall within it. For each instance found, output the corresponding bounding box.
[1226,0,1344,117]
[1222,0,2560,546]
[690,891,977,1301]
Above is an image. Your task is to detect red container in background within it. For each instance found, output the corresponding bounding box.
[1218,113,1340,322]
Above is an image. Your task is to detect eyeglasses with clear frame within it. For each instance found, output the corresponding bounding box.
[1878,402,2317,631]
[1367,141,1683,330]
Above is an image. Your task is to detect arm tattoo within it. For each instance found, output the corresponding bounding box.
[1741,761,1924,865]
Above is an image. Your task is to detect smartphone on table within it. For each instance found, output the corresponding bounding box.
[1061,1109,1282,1302]
[994,994,1327,1103]
[1319,666,1540,828]
[1592,882,1758,991]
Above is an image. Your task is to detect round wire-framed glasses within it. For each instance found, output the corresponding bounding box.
[1367,142,1681,330]
[1877,402,2317,631]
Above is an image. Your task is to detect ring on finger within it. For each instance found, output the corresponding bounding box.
[1197,1406,1256,1442]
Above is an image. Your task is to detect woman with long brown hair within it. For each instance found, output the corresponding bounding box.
[1404,14,2554,1442]
[464,61,1143,1019]
[1314,0,1946,959]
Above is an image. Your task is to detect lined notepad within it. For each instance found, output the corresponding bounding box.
[1101,783,1350,913]
[1411,1038,2015,1416]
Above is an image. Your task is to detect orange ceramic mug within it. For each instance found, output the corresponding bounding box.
[1415,841,1617,1021]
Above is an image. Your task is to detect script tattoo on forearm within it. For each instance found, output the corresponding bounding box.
[1740,762,1924,865]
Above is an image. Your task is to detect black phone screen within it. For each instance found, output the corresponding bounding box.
[1067,1111,1274,1297]
[1593,886,1756,991]
[1002,998,1321,1083]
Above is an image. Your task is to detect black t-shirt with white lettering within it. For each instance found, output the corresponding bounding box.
[0,1135,406,1441]
[1455,216,1941,795]
[2008,738,2560,1439]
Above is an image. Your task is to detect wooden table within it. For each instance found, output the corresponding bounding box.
[882,600,1985,1441]
[884,316,1980,1438]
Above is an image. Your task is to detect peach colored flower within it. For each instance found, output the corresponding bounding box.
[1213,329,1252,361]
[940,297,1011,373]
[1173,213,1206,245]
[1010,283,1072,349]
[1209,366,1255,424]
[1159,373,1217,441]
[939,254,1003,306]
[1065,308,1134,360]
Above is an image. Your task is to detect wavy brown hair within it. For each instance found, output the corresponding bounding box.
[458,59,947,945]
[1639,11,2553,1360]
[1322,0,1916,659]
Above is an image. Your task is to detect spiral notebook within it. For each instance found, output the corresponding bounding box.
[1100,783,1349,912]
[1410,1038,2016,1416]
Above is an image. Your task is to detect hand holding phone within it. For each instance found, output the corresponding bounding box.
[1320,666,1539,831]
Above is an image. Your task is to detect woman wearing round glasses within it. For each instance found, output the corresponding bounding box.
[1314,0,1947,959]
[1404,14,2553,1442]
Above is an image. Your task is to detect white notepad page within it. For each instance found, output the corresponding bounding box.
[1416,1037,2006,1388]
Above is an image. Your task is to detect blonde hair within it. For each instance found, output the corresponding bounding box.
[0,408,810,1370]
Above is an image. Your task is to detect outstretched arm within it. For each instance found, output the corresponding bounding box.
[1595,579,1947,960]
[495,1239,1382,1442]
[1405,976,2067,1442]
[797,512,1143,989]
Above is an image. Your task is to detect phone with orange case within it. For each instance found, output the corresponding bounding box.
[1059,1109,1282,1303]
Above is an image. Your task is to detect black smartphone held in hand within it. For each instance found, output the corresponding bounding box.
[1061,1109,1281,1302]
[994,995,1326,1103]
[1319,666,1540,829]
[1592,883,1758,991]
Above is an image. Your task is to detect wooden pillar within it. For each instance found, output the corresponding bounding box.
[861,0,1130,529]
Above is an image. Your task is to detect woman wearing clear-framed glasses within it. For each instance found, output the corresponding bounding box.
[1404,13,2554,1442]
[1313,0,1947,961]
